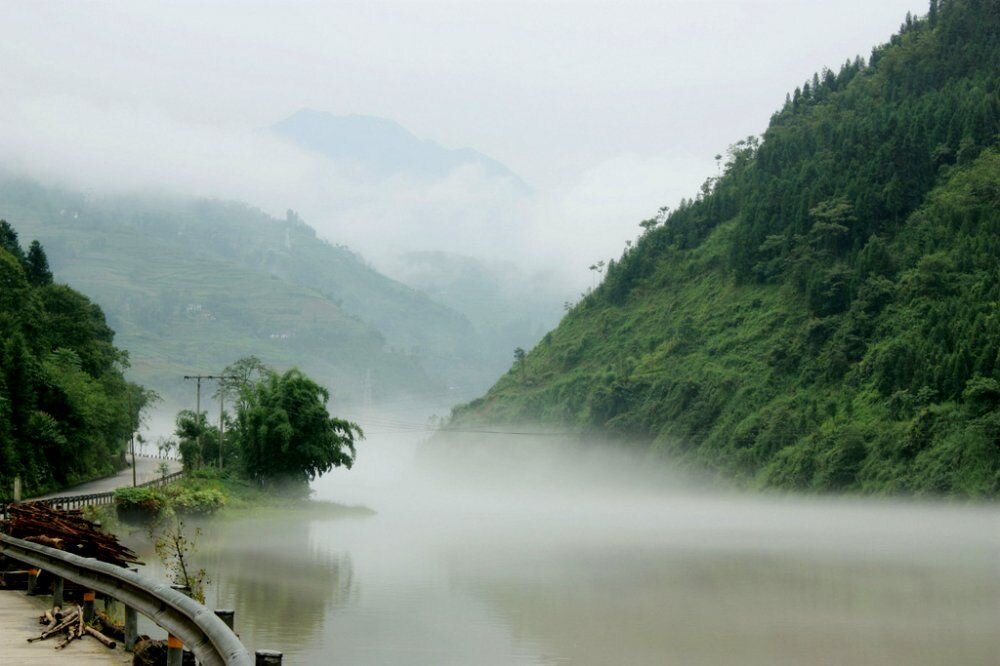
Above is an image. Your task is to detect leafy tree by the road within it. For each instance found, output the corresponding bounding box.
[217,355,271,408]
[0,220,138,498]
[174,409,209,470]
[235,368,363,484]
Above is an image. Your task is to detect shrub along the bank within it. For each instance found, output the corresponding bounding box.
[113,483,225,523]
[165,486,226,516]
[113,487,166,523]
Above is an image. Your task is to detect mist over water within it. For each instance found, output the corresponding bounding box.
[3,2,992,663]
[129,419,1000,665]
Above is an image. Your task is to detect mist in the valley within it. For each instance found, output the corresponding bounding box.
[8,2,998,664]
[0,0,928,410]
[126,421,1000,664]
[0,0,926,287]
[0,0,931,415]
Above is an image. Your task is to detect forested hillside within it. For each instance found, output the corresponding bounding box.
[0,221,140,498]
[0,179,490,405]
[451,0,1000,495]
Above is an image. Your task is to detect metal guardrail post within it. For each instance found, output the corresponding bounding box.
[124,565,139,652]
[83,590,96,622]
[26,567,40,595]
[167,634,184,666]
[52,575,64,607]
[215,609,235,629]
[125,604,139,651]
[255,650,283,665]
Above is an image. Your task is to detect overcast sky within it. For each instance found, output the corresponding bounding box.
[0,0,926,279]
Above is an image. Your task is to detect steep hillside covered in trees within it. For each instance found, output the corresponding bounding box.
[0,221,140,498]
[451,0,1000,495]
[0,180,489,405]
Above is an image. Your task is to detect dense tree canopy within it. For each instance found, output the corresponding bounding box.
[235,368,362,483]
[452,0,1000,496]
[0,220,140,498]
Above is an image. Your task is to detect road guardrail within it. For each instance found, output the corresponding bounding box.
[0,533,253,665]
[0,471,185,521]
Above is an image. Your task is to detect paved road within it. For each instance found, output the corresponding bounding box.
[33,456,182,500]
[0,591,130,664]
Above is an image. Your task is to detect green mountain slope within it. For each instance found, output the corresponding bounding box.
[451,0,1000,496]
[0,178,487,405]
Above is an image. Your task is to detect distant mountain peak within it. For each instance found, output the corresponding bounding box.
[271,109,529,190]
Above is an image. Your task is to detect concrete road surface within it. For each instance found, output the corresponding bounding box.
[32,456,182,500]
[0,591,130,664]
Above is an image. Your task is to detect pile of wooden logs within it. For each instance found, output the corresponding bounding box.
[29,605,119,651]
[4,502,140,567]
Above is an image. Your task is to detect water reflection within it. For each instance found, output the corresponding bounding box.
[121,516,356,661]
[122,429,1000,664]
[453,547,998,665]
[201,518,356,651]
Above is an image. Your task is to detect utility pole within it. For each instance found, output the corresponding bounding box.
[128,389,136,487]
[184,375,238,468]
[184,375,206,466]
[218,389,225,469]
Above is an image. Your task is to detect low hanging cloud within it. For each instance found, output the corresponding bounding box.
[0,0,927,294]
[0,96,704,292]
[524,153,712,273]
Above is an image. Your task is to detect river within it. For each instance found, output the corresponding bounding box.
[130,426,1000,665]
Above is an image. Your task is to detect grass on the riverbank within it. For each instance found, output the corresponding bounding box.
[108,468,374,525]
[180,469,374,518]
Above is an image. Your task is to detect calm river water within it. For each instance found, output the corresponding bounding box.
[130,428,1000,665]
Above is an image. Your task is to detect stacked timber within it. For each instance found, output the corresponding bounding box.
[4,502,140,567]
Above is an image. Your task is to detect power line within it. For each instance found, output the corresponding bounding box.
[357,416,844,440]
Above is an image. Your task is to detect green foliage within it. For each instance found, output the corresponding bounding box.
[165,486,226,516]
[0,181,497,407]
[174,409,208,470]
[0,220,139,499]
[113,486,167,522]
[113,479,224,520]
[235,367,363,483]
[0,220,25,263]
[153,519,208,603]
[513,347,527,384]
[25,241,52,287]
[451,1,1000,496]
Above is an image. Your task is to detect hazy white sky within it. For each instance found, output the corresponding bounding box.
[0,0,926,278]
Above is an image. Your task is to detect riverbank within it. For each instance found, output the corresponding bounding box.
[98,469,374,527]
[176,471,375,519]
